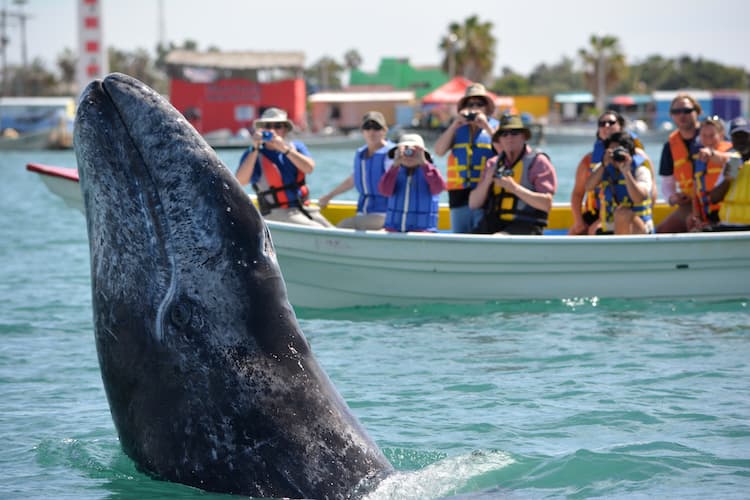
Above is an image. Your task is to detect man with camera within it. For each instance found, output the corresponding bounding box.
[235,107,332,227]
[469,115,557,235]
[433,82,499,233]
[584,133,653,234]
[707,117,750,231]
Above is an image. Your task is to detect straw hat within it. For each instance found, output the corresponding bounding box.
[457,83,495,116]
[253,107,294,130]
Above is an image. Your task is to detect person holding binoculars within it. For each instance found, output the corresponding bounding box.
[584,132,653,235]
[235,107,331,227]
[469,114,557,235]
[378,134,446,232]
[433,82,499,233]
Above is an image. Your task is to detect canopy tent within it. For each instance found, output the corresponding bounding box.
[421,76,514,112]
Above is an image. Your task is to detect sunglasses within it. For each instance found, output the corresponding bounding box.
[670,107,695,115]
[598,119,617,127]
[498,130,524,138]
[362,122,383,131]
[263,123,287,130]
[465,100,486,108]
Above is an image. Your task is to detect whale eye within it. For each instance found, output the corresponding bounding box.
[170,303,192,327]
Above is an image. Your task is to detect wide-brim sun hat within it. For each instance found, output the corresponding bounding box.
[492,114,531,141]
[457,82,495,116]
[253,107,294,130]
[387,133,433,162]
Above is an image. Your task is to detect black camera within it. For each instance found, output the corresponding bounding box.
[464,112,477,121]
[612,147,628,162]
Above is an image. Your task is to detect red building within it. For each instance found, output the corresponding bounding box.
[165,50,307,134]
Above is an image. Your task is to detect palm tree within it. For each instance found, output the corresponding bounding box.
[439,15,496,83]
[578,34,627,111]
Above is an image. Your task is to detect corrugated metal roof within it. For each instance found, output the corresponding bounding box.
[165,50,305,70]
[554,92,594,103]
[309,91,415,103]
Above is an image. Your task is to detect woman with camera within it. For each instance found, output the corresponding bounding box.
[235,107,332,227]
[569,110,656,235]
[378,133,446,232]
[469,115,557,235]
[433,83,499,233]
[584,132,653,234]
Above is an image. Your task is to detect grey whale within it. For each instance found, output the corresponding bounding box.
[74,72,393,499]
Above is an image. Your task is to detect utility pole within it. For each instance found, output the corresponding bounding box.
[0,0,31,96]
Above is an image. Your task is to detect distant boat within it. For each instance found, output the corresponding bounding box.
[0,97,75,150]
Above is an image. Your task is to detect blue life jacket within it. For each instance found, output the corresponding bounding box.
[384,167,440,232]
[353,142,392,214]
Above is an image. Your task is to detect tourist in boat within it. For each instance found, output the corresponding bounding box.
[584,132,653,234]
[684,116,734,230]
[378,133,446,232]
[318,111,394,230]
[569,110,656,235]
[433,82,499,233]
[656,94,704,233]
[469,114,557,235]
[706,117,750,231]
[235,107,332,227]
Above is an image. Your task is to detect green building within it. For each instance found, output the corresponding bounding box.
[349,57,448,99]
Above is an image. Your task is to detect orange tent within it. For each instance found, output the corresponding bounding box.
[421,76,515,115]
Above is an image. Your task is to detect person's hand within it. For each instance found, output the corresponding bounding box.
[668,192,691,206]
[494,174,517,193]
[318,193,332,208]
[697,146,713,162]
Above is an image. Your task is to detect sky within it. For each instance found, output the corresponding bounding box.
[3,0,749,77]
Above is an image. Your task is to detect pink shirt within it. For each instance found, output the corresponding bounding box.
[378,163,447,196]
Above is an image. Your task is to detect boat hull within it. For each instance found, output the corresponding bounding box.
[27,163,750,307]
[267,222,750,307]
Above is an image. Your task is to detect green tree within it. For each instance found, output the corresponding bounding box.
[439,15,496,83]
[578,34,627,111]
[304,56,344,90]
[56,48,76,95]
[492,66,530,95]
[343,49,362,71]
[527,57,584,95]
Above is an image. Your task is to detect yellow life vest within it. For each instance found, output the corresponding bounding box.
[719,157,750,225]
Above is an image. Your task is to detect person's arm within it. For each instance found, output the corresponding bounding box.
[570,154,592,232]
[584,162,605,193]
[378,165,400,196]
[284,142,315,174]
[623,165,650,204]
[636,147,659,203]
[433,119,462,156]
[503,157,555,214]
[468,159,498,209]
[421,163,447,195]
[710,178,732,204]
[235,146,260,186]
[319,175,354,208]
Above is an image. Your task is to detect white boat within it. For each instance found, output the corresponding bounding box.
[27,163,750,308]
[0,97,75,150]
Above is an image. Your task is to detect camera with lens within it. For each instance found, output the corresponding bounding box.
[612,147,628,162]
[464,112,477,121]
[495,168,513,178]
[403,147,415,157]
[261,130,273,141]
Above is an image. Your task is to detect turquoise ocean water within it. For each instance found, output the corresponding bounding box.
[2,140,750,499]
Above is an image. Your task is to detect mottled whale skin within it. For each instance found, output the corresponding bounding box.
[74,73,393,499]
